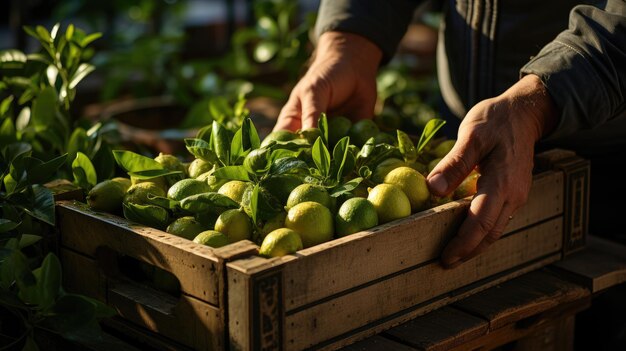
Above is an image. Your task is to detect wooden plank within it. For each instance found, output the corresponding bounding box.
[60,248,223,351]
[281,171,563,310]
[56,200,257,305]
[551,235,626,293]
[103,318,194,351]
[340,335,417,351]
[452,269,589,330]
[46,179,85,201]
[284,218,563,350]
[59,247,107,301]
[382,307,488,351]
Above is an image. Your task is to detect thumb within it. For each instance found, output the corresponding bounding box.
[427,141,480,196]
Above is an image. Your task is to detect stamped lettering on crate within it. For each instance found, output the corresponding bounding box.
[253,271,283,350]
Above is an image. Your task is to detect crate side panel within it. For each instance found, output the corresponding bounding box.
[57,201,222,305]
[284,171,563,310]
[285,218,563,350]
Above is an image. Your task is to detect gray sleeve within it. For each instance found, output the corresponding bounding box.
[315,0,420,63]
[520,0,626,141]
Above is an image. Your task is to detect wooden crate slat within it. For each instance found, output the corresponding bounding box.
[382,306,488,351]
[452,269,590,330]
[57,200,240,305]
[284,218,563,350]
[281,171,563,310]
[339,335,418,351]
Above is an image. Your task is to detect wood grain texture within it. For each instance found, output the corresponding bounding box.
[56,200,257,305]
[382,307,487,351]
[285,218,563,350]
[452,269,589,330]
[282,171,563,310]
[340,335,417,351]
[551,235,626,293]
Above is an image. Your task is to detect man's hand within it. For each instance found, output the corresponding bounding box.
[427,74,559,268]
[274,31,382,131]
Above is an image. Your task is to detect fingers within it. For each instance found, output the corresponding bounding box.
[427,140,481,196]
[300,85,330,129]
[274,96,303,132]
[441,191,515,269]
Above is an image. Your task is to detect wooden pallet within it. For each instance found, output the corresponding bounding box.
[226,149,590,350]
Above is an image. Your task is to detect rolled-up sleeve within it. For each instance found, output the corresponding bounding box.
[520,0,626,142]
[315,0,420,63]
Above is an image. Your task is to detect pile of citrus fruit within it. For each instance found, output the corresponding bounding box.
[86,115,478,258]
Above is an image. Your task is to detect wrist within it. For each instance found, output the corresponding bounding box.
[316,31,383,74]
[504,74,559,142]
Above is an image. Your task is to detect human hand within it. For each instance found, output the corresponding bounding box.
[274,31,382,131]
[427,74,559,268]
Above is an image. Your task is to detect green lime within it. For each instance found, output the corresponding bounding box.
[124,182,166,206]
[367,184,411,224]
[166,216,206,240]
[87,180,126,213]
[111,177,132,192]
[214,209,252,243]
[155,153,186,186]
[257,211,287,243]
[371,158,406,184]
[285,201,333,248]
[218,180,251,204]
[286,183,334,211]
[193,230,230,248]
[430,139,456,159]
[259,228,303,257]
[167,179,211,201]
[384,166,430,212]
[335,198,378,237]
[188,158,214,179]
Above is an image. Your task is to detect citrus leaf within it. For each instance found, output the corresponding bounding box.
[318,113,329,146]
[417,118,446,154]
[179,192,239,214]
[69,63,95,89]
[250,183,259,225]
[18,234,42,249]
[113,150,163,173]
[312,137,331,178]
[330,177,363,197]
[128,169,183,180]
[122,203,170,230]
[185,138,219,163]
[38,253,62,310]
[213,165,250,181]
[397,130,417,163]
[72,152,97,189]
[269,157,308,175]
[31,86,57,127]
[24,185,55,226]
[0,219,20,233]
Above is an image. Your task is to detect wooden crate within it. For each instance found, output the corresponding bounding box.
[226,149,590,350]
[55,201,258,350]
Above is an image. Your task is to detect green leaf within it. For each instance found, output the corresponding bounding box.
[146,195,179,211]
[269,157,308,176]
[0,117,17,145]
[3,142,32,163]
[15,106,31,130]
[50,23,61,39]
[179,192,239,214]
[31,86,57,127]
[128,169,183,180]
[312,137,331,178]
[250,183,260,225]
[122,203,170,230]
[65,24,75,41]
[5,249,38,302]
[66,127,89,166]
[0,219,20,233]
[68,63,95,89]
[184,138,219,163]
[91,143,115,182]
[47,64,59,86]
[212,121,231,166]
[27,154,66,184]
[209,97,232,123]
[241,117,260,150]
[113,150,163,173]
[0,95,14,117]
[397,130,417,163]
[24,185,55,226]
[330,136,350,181]
[72,152,97,189]
[180,99,213,129]
[41,294,96,335]
[18,234,42,249]
[230,128,244,163]
[36,25,52,43]
[213,165,251,181]
[318,113,329,146]
[330,177,364,197]
[417,118,447,154]
[38,253,62,310]
[80,32,102,47]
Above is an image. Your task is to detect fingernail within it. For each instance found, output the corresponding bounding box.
[428,173,448,195]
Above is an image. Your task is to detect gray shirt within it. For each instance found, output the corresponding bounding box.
[315,0,626,155]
